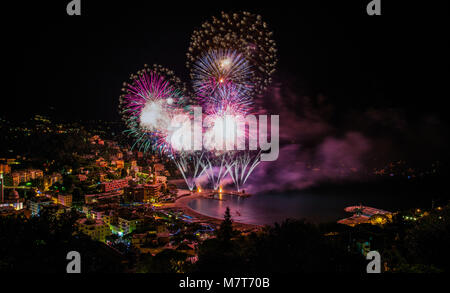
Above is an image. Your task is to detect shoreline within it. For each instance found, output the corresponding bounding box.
[157,192,261,231]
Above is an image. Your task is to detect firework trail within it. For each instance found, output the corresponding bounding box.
[173,151,206,191]
[225,150,262,192]
[200,151,229,191]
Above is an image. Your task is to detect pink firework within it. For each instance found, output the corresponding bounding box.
[119,65,188,155]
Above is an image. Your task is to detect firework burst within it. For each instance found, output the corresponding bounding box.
[191,48,254,99]
[187,11,277,95]
[120,12,277,192]
[204,82,254,116]
[119,64,190,155]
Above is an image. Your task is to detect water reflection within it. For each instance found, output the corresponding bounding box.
[187,191,425,225]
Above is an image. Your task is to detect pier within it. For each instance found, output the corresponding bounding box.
[338,205,392,227]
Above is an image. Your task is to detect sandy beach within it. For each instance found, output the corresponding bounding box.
[157,192,261,231]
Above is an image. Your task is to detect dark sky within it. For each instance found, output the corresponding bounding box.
[4,0,448,123]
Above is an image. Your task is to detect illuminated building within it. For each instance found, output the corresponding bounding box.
[0,164,11,174]
[100,178,129,192]
[82,205,91,215]
[144,183,161,200]
[28,197,54,216]
[99,173,107,182]
[118,215,143,235]
[90,209,113,225]
[51,172,63,183]
[0,189,24,210]
[39,203,71,217]
[6,159,16,164]
[115,160,124,169]
[12,173,20,186]
[109,210,145,236]
[84,191,121,204]
[0,206,24,218]
[58,193,72,207]
[123,185,143,202]
[44,173,63,189]
[28,169,44,180]
[77,218,112,242]
[130,165,140,174]
[12,171,29,184]
[96,158,107,167]
[10,169,44,185]
[77,174,87,182]
[156,175,167,186]
[369,214,391,226]
[153,163,165,174]
[124,183,160,203]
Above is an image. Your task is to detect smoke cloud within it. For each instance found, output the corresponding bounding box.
[240,80,448,193]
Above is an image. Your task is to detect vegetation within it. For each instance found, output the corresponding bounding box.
[1,203,449,273]
[193,204,450,273]
[0,210,125,272]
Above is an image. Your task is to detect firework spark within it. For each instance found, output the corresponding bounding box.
[225,150,262,192]
[191,48,254,99]
[200,152,229,191]
[119,64,189,155]
[187,11,277,95]
[173,151,206,191]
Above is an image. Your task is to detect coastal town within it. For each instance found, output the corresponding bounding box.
[1,0,449,283]
[1,115,449,273]
[0,117,260,270]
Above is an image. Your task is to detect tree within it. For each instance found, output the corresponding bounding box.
[0,210,125,272]
[403,206,450,272]
[137,250,189,273]
[62,175,74,193]
[30,178,45,191]
[195,218,365,273]
[72,187,83,204]
[216,207,234,244]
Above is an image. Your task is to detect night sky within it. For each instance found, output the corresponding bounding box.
[4,1,448,127]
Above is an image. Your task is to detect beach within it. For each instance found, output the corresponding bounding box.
[157,192,261,231]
